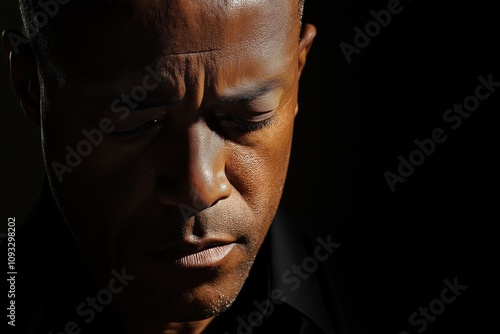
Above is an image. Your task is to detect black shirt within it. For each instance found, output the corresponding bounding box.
[8,183,430,334]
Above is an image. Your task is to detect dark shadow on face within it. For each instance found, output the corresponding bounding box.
[20,0,315,323]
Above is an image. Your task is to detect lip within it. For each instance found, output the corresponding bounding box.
[150,241,237,268]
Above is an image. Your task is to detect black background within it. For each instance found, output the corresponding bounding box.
[1,0,499,332]
[286,0,499,264]
[281,1,499,332]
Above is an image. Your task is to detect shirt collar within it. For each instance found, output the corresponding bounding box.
[268,210,336,334]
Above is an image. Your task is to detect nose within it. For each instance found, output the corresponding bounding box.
[156,120,231,211]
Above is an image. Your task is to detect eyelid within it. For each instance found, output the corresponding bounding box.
[214,110,277,133]
[106,119,164,139]
[217,80,283,104]
[213,109,275,121]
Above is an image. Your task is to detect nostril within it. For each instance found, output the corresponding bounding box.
[209,199,221,208]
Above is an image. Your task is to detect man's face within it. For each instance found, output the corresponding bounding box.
[20,0,312,322]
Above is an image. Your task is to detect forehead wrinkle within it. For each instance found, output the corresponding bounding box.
[45,0,297,90]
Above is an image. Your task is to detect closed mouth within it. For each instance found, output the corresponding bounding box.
[149,241,237,269]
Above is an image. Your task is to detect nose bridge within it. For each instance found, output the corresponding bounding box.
[184,121,230,209]
[156,53,230,209]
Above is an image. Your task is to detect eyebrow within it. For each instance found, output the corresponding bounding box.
[217,79,282,105]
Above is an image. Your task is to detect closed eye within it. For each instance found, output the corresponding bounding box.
[106,119,164,140]
[217,114,276,133]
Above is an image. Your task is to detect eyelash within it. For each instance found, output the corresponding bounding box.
[107,114,275,139]
[217,115,276,132]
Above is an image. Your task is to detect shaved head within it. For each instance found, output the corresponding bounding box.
[18,0,305,60]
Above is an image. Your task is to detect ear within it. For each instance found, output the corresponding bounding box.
[294,24,316,117]
[298,23,316,79]
[2,29,41,126]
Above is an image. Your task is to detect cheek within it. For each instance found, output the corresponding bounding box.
[40,87,155,212]
[46,138,156,222]
[41,107,158,259]
[226,110,295,218]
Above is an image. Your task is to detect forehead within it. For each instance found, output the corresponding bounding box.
[47,0,299,80]
[130,0,295,53]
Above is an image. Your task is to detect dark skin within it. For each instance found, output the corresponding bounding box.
[3,0,316,333]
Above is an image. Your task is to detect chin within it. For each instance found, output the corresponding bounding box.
[125,275,243,321]
[116,254,254,322]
